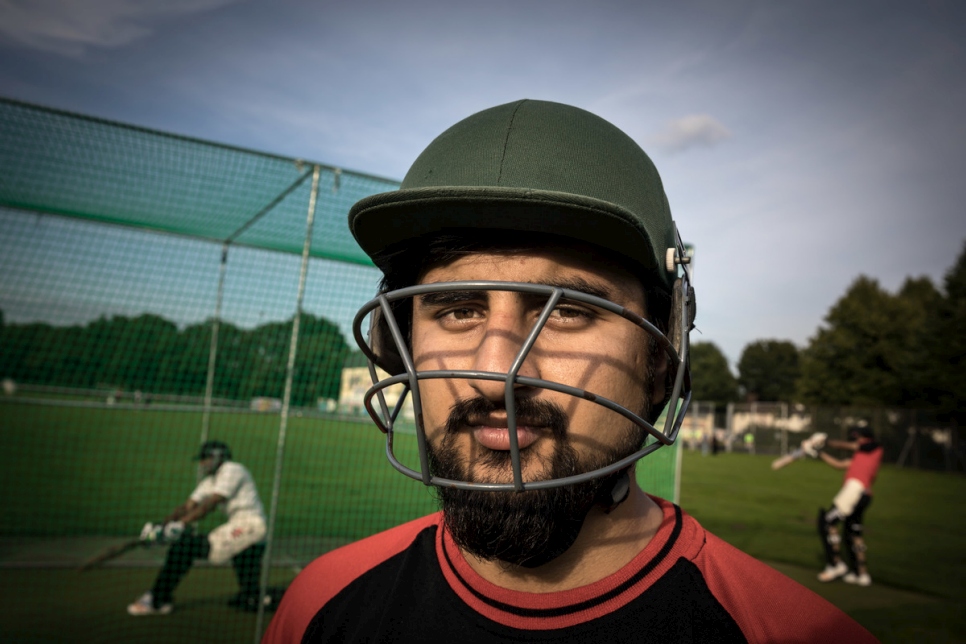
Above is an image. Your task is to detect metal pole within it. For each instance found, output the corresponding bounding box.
[254,166,321,641]
[201,242,229,448]
[673,423,683,504]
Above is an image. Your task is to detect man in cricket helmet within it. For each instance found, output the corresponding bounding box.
[266,100,875,643]
[127,440,271,616]
[350,99,696,566]
[351,99,695,490]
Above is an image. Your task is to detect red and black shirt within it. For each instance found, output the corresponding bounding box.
[845,442,884,493]
[264,497,875,643]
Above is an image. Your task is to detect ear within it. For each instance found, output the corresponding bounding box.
[668,277,696,352]
[656,277,696,407]
[369,305,407,375]
[650,342,669,406]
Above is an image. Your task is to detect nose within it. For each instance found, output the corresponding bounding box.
[468,302,539,402]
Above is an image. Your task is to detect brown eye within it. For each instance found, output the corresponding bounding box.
[554,306,584,318]
[547,305,595,328]
[437,306,483,326]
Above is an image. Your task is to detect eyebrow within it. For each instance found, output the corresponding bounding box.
[415,290,482,308]
[544,276,612,301]
[414,277,614,309]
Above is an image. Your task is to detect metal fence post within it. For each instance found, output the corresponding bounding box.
[200,242,229,450]
[254,166,321,642]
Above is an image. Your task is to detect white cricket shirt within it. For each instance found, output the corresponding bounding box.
[190,461,266,522]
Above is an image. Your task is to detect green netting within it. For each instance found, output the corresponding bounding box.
[0,98,680,643]
[0,97,398,264]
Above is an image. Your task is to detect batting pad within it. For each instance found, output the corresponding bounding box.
[208,514,267,565]
[832,478,866,516]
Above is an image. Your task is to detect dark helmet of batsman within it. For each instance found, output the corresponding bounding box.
[848,426,875,441]
[349,99,695,493]
[194,440,232,474]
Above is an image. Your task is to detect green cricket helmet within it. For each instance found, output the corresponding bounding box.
[349,99,695,492]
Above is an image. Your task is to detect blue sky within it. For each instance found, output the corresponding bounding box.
[1,0,964,366]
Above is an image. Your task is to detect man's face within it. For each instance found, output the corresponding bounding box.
[411,245,666,488]
[409,245,668,566]
[199,456,218,476]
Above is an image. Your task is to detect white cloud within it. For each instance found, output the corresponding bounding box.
[0,0,241,56]
[651,114,732,153]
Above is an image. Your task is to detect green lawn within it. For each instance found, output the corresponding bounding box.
[679,450,966,643]
[0,401,439,542]
[0,400,677,541]
[1,401,963,642]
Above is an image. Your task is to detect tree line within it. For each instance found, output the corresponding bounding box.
[0,311,350,407]
[690,240,966,421]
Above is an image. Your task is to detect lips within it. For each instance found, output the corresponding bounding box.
[470,417,543,451]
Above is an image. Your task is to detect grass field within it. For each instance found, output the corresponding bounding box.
[1,400,963,642]
[0,400,677,539]
[680,450,966,643]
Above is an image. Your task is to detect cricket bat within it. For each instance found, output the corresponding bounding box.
[770,447,805,470]
[770,432,827,471]
[78,537,143,571]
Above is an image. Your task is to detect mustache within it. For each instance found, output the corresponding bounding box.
[443,396,569,439]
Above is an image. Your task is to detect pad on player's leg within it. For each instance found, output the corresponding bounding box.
[817,507,843,565]
[844,494,872,572]
[207,514,266,565]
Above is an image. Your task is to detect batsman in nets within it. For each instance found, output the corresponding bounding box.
[816,426,884,587]
[127,440,271,615]
[264,99,876,643]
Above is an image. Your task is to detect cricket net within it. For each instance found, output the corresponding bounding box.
[0,98,681,642]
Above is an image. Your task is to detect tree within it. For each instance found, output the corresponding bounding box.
[737,340,800,402]
[926,241,966,419]
[797,275,941,407]
[894,276,944,408]
[688,342,738,409]
[293,314,350,406]
[0,310,349,407]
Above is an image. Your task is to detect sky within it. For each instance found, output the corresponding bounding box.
[1,0,964,366]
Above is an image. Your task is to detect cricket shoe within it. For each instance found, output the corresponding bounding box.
[127,592,173,616]
[817,561,848,582]
[229,586,286,612]
[843,572,872,587]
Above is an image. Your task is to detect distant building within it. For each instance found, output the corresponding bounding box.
[250,397,282,412]
[339,352,414,421]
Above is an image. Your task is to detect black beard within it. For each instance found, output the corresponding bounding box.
[428,396,647,568]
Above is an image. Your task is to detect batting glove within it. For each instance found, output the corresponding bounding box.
[802,432,828,458]
[163,521,185,542]
[140,521,164,543]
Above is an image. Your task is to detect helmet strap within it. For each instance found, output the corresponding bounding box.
[597,469,631,514]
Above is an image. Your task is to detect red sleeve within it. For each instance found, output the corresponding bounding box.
[262,513,442,644]
[695,532,878,643]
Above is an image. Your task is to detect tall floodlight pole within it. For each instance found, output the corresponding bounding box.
[200,242,230,449]
[255,165,321,641]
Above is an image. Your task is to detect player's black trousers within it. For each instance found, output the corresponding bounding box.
[152,534,264,606]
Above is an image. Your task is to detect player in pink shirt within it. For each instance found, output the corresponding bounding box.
[816,426,884,586]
